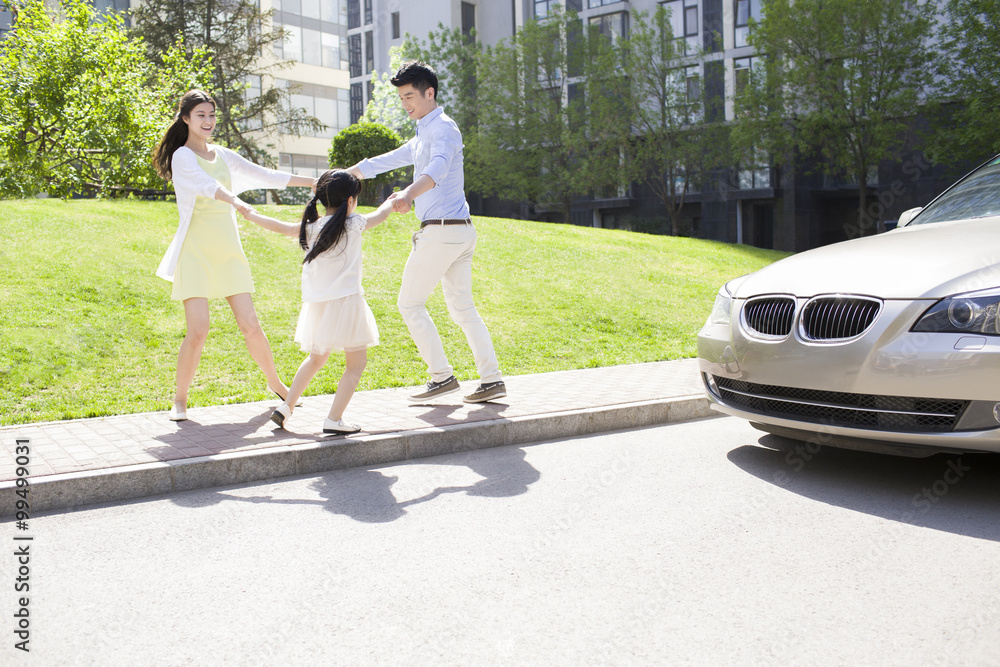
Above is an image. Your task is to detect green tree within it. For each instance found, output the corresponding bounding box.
[599,6,728,236]
[130,0,323,170]
[328,121,404,205]
[931,0,1000,164]
[476,7,621,224]
[0,0,212,198]
[735,0,936,236]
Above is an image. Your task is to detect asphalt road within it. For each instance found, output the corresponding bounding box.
[4,416,1000,666]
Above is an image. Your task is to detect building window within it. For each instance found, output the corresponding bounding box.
[276,0,347,23]
[302,27,322,66]
[535,0,582,18]
[347,0,359,29]
[244,75,263,131]
[349,33,362,77]
[364,0,372,24]
[734,0,761,48]
[280,153,328,179]
[461,2,475,38]
[366,80,374,105]
[273,0,348,68]
[278,80,350,138]
[661,0,699,53]
[588,0,623,7]
[0,4,12,40]
[280,25,303,62]
[589,12,628,45]
[321,32,349,69]
[685,65,700,104]
[703,0,723,53]
[93,0,130,15]
[391,11,400,39]
[320,0,347,24]
[364,30,373,73]
[350,82,364,124]
[738,150,771,189]
[733,55,759,96]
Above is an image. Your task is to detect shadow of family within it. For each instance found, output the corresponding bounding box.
[149,398,512,459]
[167,443,541,523]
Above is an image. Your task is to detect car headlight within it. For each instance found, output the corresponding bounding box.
[912,289,1000,335]
[707,276,749,326]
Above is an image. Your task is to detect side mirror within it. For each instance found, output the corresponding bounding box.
[897,207,923,227]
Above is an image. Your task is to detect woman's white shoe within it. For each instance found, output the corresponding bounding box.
[270,403,292,428]
[168,405,188,422]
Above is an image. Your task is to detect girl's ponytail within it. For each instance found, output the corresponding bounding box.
[299,194,323,253]
[152,89,217,180]
[301,170,363,265]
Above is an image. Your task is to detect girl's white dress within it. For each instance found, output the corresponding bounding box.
[295,212,379,354]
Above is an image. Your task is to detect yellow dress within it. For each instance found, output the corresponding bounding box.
[171,154,254,300]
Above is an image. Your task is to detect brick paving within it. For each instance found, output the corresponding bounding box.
[0,359,704,482]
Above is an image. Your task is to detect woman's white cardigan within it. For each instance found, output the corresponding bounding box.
[156,145,293,282]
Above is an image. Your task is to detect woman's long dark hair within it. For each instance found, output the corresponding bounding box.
[301,169,363,264]
[153,90,216,180]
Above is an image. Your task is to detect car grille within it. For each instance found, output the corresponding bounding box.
[742,297,796,337]
[800,296,881,341]
[712,377,968,432]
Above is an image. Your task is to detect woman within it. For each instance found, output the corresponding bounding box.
[153,89,315,421]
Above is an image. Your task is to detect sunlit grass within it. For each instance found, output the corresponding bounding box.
[0,198,788,425]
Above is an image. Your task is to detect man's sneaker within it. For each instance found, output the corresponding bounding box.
[409,375,461,401]
[463,380,507,404]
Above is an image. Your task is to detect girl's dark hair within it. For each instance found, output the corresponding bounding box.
[300,169,363,264]
[152,90,216,180]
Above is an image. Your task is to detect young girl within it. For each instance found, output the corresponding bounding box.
[242,170,393,434]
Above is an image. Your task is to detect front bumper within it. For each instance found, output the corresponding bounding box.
[697,297,1000,453]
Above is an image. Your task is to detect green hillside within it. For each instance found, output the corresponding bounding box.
[0,198,787,425]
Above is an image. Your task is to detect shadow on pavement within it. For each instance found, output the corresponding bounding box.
[166,444,541,524]
[727,435,1000,543]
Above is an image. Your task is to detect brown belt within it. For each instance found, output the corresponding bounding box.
[420,218,472,228]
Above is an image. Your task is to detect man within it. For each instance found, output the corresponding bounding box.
[347,60,505,403]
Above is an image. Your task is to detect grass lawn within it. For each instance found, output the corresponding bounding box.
[0,198,788,425]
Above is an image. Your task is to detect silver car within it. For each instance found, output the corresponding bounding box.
[697,154,1000,456]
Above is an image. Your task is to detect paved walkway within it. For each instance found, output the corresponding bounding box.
[0,359,711,515]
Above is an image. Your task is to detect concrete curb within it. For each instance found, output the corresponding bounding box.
[0,395,713,516]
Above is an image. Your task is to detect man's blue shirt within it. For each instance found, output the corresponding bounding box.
[358,107,471,221]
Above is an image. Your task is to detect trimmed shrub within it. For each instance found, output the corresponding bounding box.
[329,122,407,205]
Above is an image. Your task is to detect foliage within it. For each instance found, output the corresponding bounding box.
[930,0,1000,165]
[328,122,405,205]
[0,0,212,199]
[735,0,936,236]
[476,6,622,223]
[600,6,730,236]
[0,198,787,426]
[130,0,323,174]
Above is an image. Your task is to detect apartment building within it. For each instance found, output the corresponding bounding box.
[351,0,955,252]
[345,0,519,124]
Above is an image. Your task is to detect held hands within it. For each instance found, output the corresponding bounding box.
[232,197,256,219]
[387,190,412,214]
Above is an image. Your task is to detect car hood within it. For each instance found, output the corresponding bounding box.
[734,217,1000,300]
